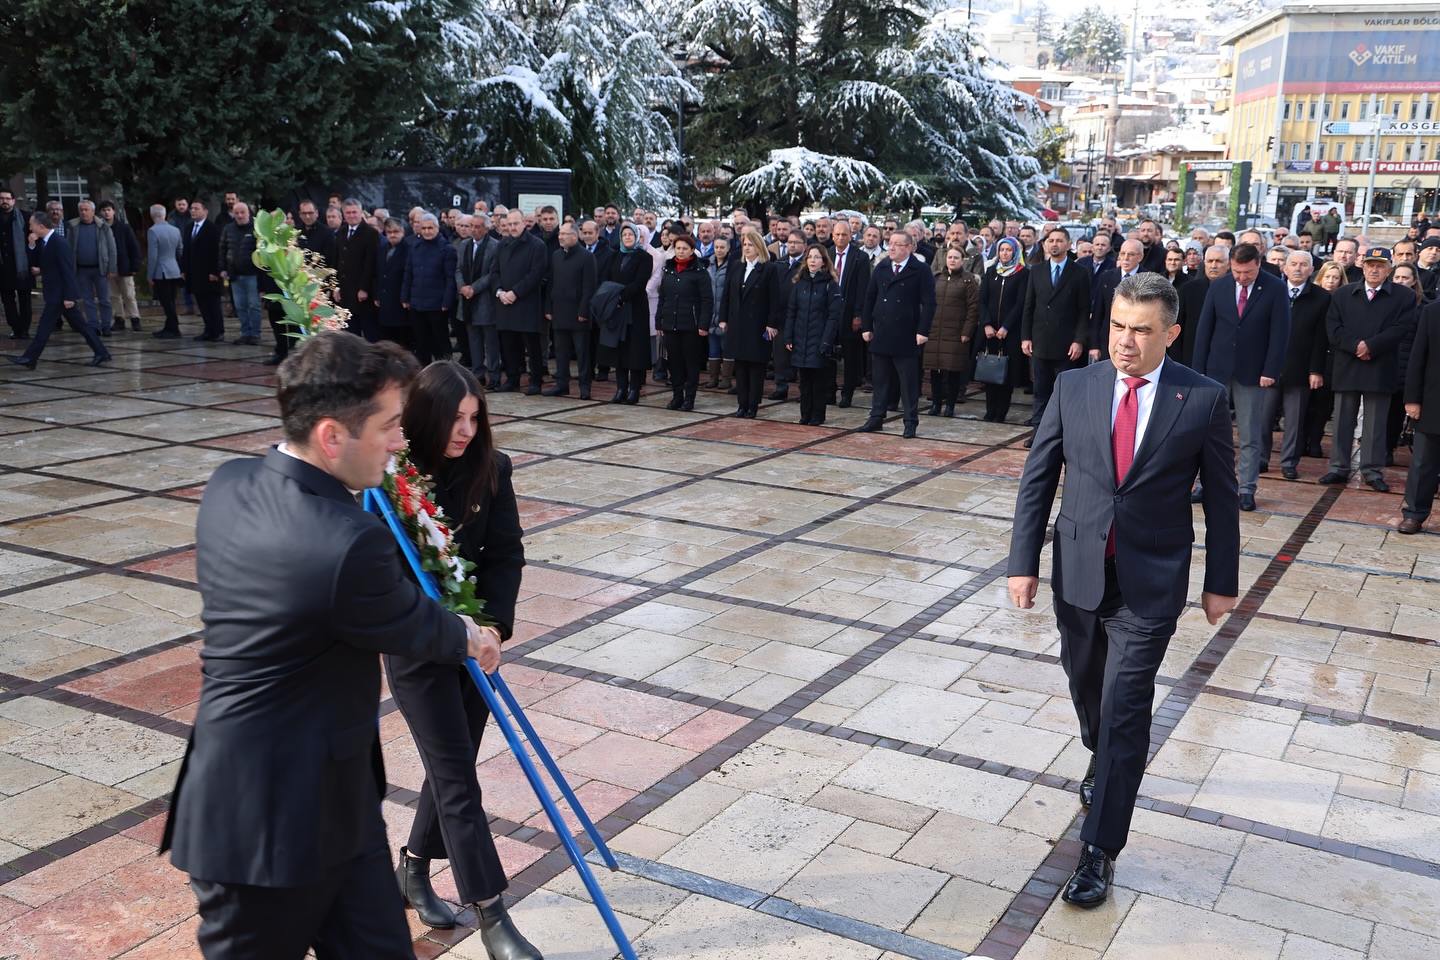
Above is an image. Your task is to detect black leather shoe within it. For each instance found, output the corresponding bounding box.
[1240,493,1256,512]
[541,386,568,397]
[260,357,282,366]
[838,391,852,408]
[902,424,917,438]
[857,418,883,433]
[1080,755,1096,808]
[130,318,142,331]
[1281,466,1298,480]
[494,381,518,393]
[477,898,543,960]
[99,328,112,337]
[153,329,181,339]
[1367,477,1390,493]
[768,388,788,400]
[579,390,591,401]
[1061,843,1114,908]
[1305,446,1324,459]
[1023,436,1034,448]
[610,387,625,404]
[666,393,683,410]
[1317,472,1349,485]
[394,846,456,929]
[84,355,109,367]
[624,389,640,405]
[523,385,542,396]
[6,355,37,370]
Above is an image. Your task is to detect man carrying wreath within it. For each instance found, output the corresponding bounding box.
[161,332,494,959]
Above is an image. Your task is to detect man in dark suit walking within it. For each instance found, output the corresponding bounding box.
[1192,242,1290,510]
[1022,227,1093,432]
[859,230,936,437]
[181,200,225,342]
[1008,273,1239,908]
[1320,246,1417,492]
[6,211,110,369]
[1262,251,1330,480]
[161,332,491,959]
[333,199,379,341]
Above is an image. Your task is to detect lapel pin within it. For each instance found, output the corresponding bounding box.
[1176,393,1183,400]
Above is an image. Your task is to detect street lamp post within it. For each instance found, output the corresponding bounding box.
[674,50,688,218]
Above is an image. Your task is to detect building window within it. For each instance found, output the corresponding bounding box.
[1404,144,1414,161]
[1340,102,1351,119]
[1335,143,1346,161]
[1309,101,1318,121]
[1323,102,1333,119]
[1317,143,1327,160]
[1359,100,1369,119]
[1385,142,1395,161]
[1427,101,1435,120]
[1283,102,1291,120]
[1412,101,1420,120]
[1290,143,1300,160]
[1393,101,1402,118]
[1304,143,1314,160]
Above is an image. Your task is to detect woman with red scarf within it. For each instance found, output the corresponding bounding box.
[654,234,714,410]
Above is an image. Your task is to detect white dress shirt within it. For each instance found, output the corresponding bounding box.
[1112,356,1166,451]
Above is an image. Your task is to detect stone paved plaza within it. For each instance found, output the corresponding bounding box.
[2,314,1440,960]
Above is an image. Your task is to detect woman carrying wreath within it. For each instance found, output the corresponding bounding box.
[386,361,538,959]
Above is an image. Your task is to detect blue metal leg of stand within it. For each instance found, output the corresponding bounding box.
[464,660,637,960]
[365,488,636,959]
[486,670,618,870]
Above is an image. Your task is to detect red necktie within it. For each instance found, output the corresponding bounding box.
[1237,284,1248,317]
[893,262,900,276]
[1107,376,1147,558]
[836,251,844,276]
[1367,288,1375,301]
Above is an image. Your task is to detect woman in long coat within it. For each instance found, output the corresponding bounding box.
[597,223,652,404]
[784,244,842,426]
[924,246,979,417]
[718,228,783,418]
[976,237,1030,423]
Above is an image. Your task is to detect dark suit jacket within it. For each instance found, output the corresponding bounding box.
[1089,268,1135,348]
[1172,276,1211,367]
[375,238,410,329]
[546,245,597,331]
[334,221,379,320]
[1141,243,1168,275]
[1192,271,1290,386]
[162,450,467,886]
[1406,299,1440,434]
[862,257,936,358]
[179,219,222,294]
[1327,281,1416,393]
[832,242,870,341]
[1280,283,1331,387]
[1022,258,1093,358]
[1008,359,1240,619]
[34,231,83,303]
[720,258,784,364]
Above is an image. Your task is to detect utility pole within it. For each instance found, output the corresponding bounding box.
[1363,93,1381,224]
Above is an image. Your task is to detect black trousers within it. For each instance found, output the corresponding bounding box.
[734,360,766,411]
[0,275,33,337]
[1054,560,1176,857]
[499,331,545,386]
[771,331,793,390]
[1403,430,1440,522]
[840,337,867,395]
[797,367,827,423]
[153,278,180,335]
[411,309,452,365]
[663,330,705,396]
[196,291,225,339]
[553,327,593,390]
[265,301,290,360]
[1030,355,1076,423]
[190,820,412,960]
[983,383,1014,421]
[1305,382,1333,454]
[384,657,507,904]
[868,352,920,427]
[20,300,108,362]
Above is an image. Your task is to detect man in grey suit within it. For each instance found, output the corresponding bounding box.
[1008,273,1239,908]
[161,333,492,958]
[68,199,118,335]
[147,204,183,338]
[1191,242,1290,511]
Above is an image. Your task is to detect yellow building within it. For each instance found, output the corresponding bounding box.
[1220,1,1440,228]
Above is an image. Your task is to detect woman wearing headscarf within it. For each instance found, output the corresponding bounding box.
[976,237,1029,423]
[925,246,980,417]
[596,222,652,404]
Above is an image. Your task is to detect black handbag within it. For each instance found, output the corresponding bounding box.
[821,339,843,362]
[973,349,1009,386]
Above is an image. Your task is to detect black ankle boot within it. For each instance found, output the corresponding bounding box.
[681,389,695,412]
[477,898,543,960]
[395,846,456,929]
[666,390,684,410]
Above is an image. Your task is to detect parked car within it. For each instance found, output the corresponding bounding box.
[1343,214,1402,228]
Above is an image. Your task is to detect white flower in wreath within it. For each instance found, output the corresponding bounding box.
[416,511,448,554]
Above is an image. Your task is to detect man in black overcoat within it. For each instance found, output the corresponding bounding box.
[1261,251,1331,479]
[1399,298,1440,533]
[859,230,936,438]
[544,222,597,398]
[491,209,549,394]
[161,333,490,959]
[181,200,225,341]
[333,199,379,341]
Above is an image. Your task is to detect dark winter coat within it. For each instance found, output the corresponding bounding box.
[491,230,548,334]
[219,220,259,278]
[708,258,730,335]
[374,238,410,329]
[546,245,597,332]
[977,265,1029,387]
[720,258,784,364]
[784,270,842,370]
[863,257,936,359]
[179,219,223,295]
[333,220,378,322]
[655,257,713,334]
[1280,283,1331,388]
[1327,281,1416,393]
[402,234,459,312]
[111,219,141,277]
[596,248,652,370]
[924,266,980,372]
[1405,299,1440,434]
